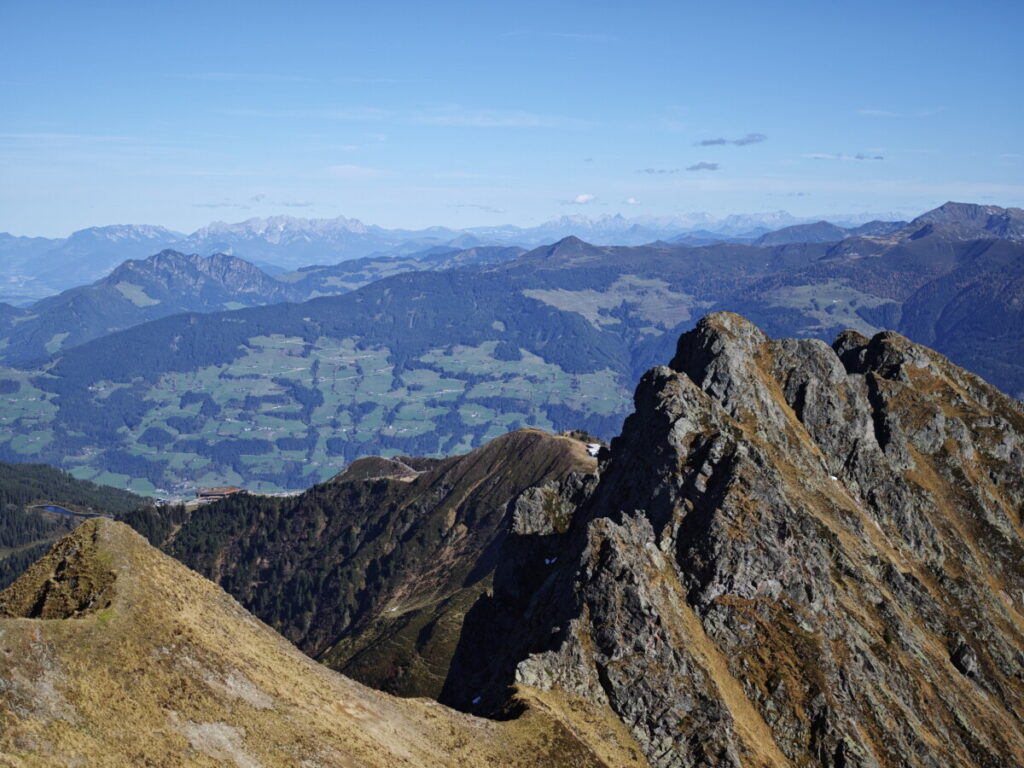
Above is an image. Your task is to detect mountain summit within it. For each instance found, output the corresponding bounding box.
[443,312,1024,767]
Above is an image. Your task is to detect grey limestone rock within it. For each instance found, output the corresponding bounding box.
[442,312,1024,768]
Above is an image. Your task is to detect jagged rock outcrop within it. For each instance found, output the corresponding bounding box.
[443,312,1024,767]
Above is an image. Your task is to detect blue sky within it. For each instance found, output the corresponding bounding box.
[2,0,1022,236]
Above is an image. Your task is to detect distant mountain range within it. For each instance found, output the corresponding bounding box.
[0,245,527,365]
[0,202,1020,496]
[752,218,907,245]
[0,208,909,302]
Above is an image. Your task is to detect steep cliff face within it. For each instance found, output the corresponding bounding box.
[444,312,1024,767]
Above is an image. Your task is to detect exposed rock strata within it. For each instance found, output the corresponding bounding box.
[443,312,1024,767]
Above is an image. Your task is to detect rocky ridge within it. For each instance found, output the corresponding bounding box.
[125,428,598,699]
[442,312,1024,767]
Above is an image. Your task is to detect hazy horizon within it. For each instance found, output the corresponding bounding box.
[2,1,1022,237]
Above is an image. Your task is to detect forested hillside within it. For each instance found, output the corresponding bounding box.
[0,461,148,588]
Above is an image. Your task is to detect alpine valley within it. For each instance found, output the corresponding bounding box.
[0,202,1021,497]
[2,312,1023,767]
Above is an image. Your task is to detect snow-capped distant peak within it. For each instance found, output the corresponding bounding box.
[191,214,370,240]
[67,224,184,242]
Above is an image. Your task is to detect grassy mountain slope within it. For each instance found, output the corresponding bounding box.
[0,250,298,365]
[0,518,645,767]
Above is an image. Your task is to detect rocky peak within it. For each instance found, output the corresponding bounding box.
[443,312,1024,767]
[0,519,116,619]
[906,201,1024,243]
[109,249,293,300]
[537,236,603,262]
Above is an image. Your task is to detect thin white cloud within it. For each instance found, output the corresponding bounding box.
[569,193,596,204]
[171,72,410,85]
[170,71,316,83]
[696,133,766,147]
[804,153,884,161]
[0,132,141,146]
[449,203,505,214]
[857,107,946,118]
[280,200,315,207]
[502,30,612,42]
[215,104,580,129]
[216,106,390,121]
[193,200,250,209]
[411,105,582,128]
[318,164,395,180]
[624,197,641,205]
[433,170,493,180]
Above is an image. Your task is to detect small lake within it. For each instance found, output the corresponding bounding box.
[33,505,106,519]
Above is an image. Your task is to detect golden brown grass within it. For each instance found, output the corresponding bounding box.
[0,519,644,768]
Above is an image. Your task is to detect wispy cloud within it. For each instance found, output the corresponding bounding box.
[318,164,395,180]
[696,133,766,147]
[449,203,505,214]
[193,200,250,210]
[502,30,612,42]
[623,197,641,205]
[0,132,142,147]
[411,105,581,128]
[433,170,495,180]
[195,195,311,210]
[216,106,389,121]
[858,107,945,118]
[686,162,720,172]
[804,153,884,161]
[171,72,410,85]
[639,167,681,174]
[215,104,580,129]
[170,71,317,84]
[565,193,596,205]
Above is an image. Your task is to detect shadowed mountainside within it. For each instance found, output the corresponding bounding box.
[124,428,597,699]
[442,312,1024,767]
